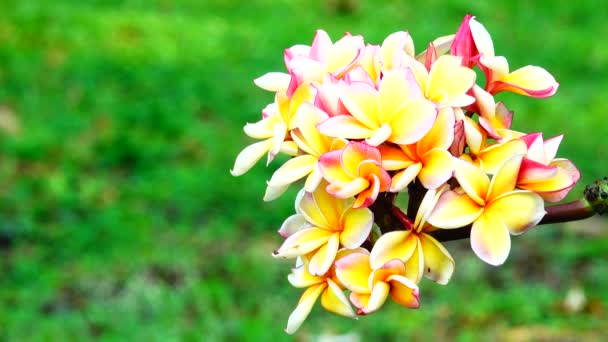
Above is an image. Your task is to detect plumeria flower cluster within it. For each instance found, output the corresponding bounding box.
[232,15,580,334]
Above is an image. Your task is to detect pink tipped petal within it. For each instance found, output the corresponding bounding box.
[268,155,318,187]
[327,34,364,75]
[340,207,374,249]
[343,142,382,169]
[477,139,527,174]
[285,283,327,334]
[317,115,375,140]
[390,163,422,192]
[489,191,545,235]
[231,138,274,176]
[497,66,559,97]
[319,149,353,185]
[309,233,340,276]
[419,233,455,285]
[453,157,490,204]
[288,264,325,288]
[362,281,390,314]
[353,174,381,208]
[369,231,417,269]
[335,252,372,294]
[389,98,438,145]
[278,214,311,238]
[427,190,484,229]
[418,149,453,190]
[254,72,291,92]
[486,154,523,202]
[321,279,356,317]
[519,167,576,202]
[518,158,559,183]
[273,227,333,259]
[310,30,332,60]
[470,211,511,266]
[386,275,420,309]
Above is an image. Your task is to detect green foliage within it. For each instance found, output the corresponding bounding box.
[0,0,606,340]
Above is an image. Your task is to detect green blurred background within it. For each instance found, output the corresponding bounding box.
[0,0,607,340]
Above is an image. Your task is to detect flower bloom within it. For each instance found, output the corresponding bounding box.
[232,14,580,334]
[273,184,374,275]
[264,103,347,200]
[318,69,437,147]
[284,252,357,334]
[318,142,391,208]
[369,185,455,284]
[231,84,313,176]
[335,250,420,314]
[379,107,455,191]
[517,133,580,202]
[428,155,545,265]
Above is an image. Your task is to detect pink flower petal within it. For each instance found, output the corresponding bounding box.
[470,211,511,266]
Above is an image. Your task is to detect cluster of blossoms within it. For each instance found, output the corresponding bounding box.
[232,15,580,334]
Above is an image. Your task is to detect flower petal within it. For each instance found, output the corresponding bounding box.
[285,283,327,334]
[361,281,390,314]
[497,65,559,98]
[298,191,330,228]
[353,174,380,208]
[254,72,291,92]
[419,233,455,285]
[369,230,417,270]
[319,149,352,186]
[470,211,511,266]
[386,275,420,309]
[340,207,374,249]
[486,154,523,202]
[453,157,489,205]
[404,240,423,284]
[379,144,416,171]
[427,190,484,229]
[488,191,545,235]
[278,214,311,238]
[321,279,356,318]
[335,252,372,294]
[477,139,527,175]
[268,155,318,187]
[231,138,274,176]
[389,98,438,145]
[417,107,455,154]
[418,149,453,190]
[317,115,375,140]
[327,178,369,199]
[273,227,333,258]
[288,264,325,288]
[339,82,380,129]
[309,233,340,276]
[389,163,422,192]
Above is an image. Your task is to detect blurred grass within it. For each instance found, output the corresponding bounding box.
[0,0,607,340]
